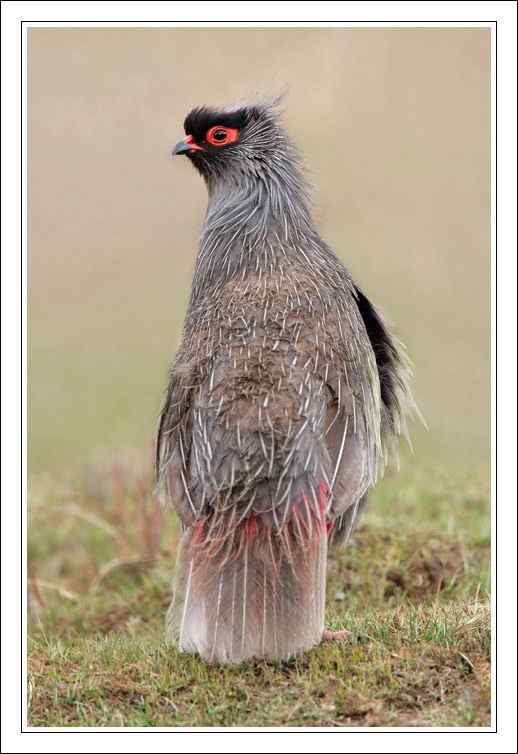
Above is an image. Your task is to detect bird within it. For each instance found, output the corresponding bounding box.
[156,97,418,664]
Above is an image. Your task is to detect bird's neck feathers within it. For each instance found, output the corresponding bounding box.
[191,147,315,302]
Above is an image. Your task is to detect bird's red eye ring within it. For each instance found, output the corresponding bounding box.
[206,126,239,146]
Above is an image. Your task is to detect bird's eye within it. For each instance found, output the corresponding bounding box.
[206,126,239,146]
[211,129,227,142]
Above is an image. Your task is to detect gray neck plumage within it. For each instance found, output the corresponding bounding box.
[189,153,315,306]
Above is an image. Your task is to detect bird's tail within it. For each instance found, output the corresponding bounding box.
[166,491,328,663]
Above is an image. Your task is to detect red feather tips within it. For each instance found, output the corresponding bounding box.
[317,482,330,514]
[206,126,239,146]
[187,481,331,563]
[244,514,259,542]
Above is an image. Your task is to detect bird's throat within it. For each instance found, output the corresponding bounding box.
[190,171,313,303]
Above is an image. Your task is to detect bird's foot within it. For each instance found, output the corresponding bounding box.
[322,628,350,642]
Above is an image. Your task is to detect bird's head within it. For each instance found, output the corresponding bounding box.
[172,98,296,188]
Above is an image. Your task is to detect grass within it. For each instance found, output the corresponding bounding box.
[27,454,491,727]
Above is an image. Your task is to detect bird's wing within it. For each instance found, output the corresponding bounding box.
[323,362,373,539]
[156,363,198,527]
[323,283,417,541]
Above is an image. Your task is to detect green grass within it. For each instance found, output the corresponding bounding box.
[28,456,491,727]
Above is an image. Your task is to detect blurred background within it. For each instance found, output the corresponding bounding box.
[28,27,490,482]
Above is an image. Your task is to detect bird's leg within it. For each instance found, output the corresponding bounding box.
[322,628,350,642]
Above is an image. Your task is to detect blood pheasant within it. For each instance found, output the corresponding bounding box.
[157,98,417,663]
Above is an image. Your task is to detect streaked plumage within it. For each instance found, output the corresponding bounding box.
[157,98,418,663]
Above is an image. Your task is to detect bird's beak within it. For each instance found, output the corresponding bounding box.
[172,134,204,156]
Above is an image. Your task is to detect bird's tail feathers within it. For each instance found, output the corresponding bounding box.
[167,486,328,663]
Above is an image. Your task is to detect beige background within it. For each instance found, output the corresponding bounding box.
[28,27,490,479]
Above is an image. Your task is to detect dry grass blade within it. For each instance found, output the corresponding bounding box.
[28,580,78,602]
[57,503,120,539]
[89,557,160,592]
